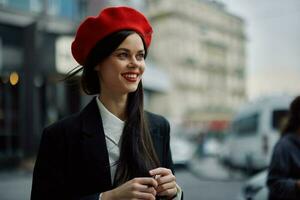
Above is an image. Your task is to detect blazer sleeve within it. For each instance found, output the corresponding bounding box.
[31,126,69,200]
[267,139,300,199]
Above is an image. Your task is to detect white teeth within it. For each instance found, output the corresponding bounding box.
[123,74,137,78]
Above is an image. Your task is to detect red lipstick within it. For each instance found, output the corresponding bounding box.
[121,72,140,82]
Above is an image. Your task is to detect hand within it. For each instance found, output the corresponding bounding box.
[102,177,158,200]
[149,167,177,199]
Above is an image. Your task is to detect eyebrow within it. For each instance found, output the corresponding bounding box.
[115,48,145,53]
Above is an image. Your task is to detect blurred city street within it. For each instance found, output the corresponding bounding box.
[0,170,32,200]
[176,169,243,200]
[0,157,245,200]
[1,0,299,200]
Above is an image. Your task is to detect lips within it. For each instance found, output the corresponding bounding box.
[121,72,140,82]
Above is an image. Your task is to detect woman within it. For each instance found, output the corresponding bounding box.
[31,6,182,200]
[267,96,300,200]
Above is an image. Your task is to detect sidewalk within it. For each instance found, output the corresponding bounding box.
[0,159,34,200]
[0,170,32,200]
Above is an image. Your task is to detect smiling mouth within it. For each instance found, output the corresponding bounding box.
[122,73,139,82]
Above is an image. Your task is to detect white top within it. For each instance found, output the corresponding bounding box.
[96,97,181,200]
[96,97,124,181]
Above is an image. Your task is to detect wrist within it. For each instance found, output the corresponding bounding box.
[167,188,178,200]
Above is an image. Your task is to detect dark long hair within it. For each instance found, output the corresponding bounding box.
[281,96,300,136]
[66,30,160,186]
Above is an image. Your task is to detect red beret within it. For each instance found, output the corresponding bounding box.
[71,6,153,65]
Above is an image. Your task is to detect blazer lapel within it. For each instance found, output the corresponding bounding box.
[79,97,113,192]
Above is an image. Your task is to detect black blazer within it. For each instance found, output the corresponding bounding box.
[267,134,300,200]
[31,98,175,200]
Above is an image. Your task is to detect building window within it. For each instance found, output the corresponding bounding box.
[0,0,7,6]
[30,0,42,12]
[185,57,196,65]
[5,0,30,11]
[48,0,60,16]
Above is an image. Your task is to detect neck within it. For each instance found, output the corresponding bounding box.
[99,93,128,121]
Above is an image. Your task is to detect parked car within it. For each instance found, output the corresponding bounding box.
[218,133,233,165]
[237,170,268,200]
[169,123,197,167]
[170,135,196,167]
[225,95,292,171]
[203,137,222,157]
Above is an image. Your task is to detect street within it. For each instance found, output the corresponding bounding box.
[0,157,244,200]
[0,170,32,200]
[176,169,242,200]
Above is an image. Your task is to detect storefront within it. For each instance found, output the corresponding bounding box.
[0,24,24,165]
[0,15,79,166]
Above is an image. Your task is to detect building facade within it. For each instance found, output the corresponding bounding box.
[0,0,87,165]
[146,0,247,133]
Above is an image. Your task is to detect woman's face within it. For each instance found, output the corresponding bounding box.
[95,33,146,95]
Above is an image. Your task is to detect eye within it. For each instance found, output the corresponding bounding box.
[117,52,129,59]
[136,53,145,61]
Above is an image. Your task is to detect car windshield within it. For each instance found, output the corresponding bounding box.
[232,113,259,136]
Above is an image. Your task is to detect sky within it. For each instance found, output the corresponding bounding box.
[219,0,300,99]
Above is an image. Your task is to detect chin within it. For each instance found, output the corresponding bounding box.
[128,88,138,93]
[125,85,139,93]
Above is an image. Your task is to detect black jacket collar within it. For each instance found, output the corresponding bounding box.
[79,97,113,190]
[80,97,104,137]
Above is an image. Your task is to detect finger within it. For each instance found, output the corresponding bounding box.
[156,174,176,185]
[131,199,149,200]
[130,182,149,192]
[132,198,154,200]
[140,186,157,196]
[156,182,176,193]
[149,167,172,176]
[134,191,156,200]
[157,187,178,197]
[132,198,150,200]
[132,177,158,188]
[134,185,156,196]
[129,182,156,196]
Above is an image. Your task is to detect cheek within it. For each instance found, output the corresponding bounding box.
[99,64,116,77]
[102,71,119,82]
[140,64,146,75]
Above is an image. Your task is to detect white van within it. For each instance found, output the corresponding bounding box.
[225,95,293,171]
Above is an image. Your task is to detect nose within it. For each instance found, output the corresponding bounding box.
[128,56,140,68]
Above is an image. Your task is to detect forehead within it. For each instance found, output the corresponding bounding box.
[117,33,145,50]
